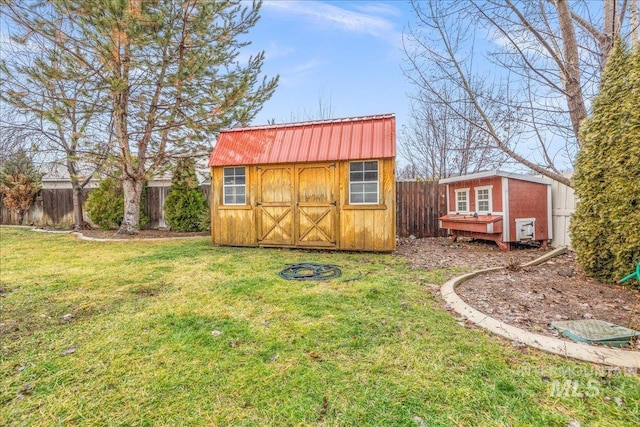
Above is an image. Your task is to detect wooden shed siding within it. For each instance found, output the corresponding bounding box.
[338,158,395,251]
[210,157,395,251]
[447,176,503,213]
[296,163,338,247]
[507,179,550,241]
[211,166,256,246]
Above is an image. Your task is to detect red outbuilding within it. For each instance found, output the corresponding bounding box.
[439,171,552,251]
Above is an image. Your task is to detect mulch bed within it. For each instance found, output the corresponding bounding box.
[396,237,640,350]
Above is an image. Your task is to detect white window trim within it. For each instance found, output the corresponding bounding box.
[349,160,379,205]
[475,185,493,213]
[454,188,470,213]
[223,167,246,206]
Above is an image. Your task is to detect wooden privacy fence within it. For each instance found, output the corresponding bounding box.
[144,185,211,229]
[396,181,447,238]
[0,186,212,229]
[2,182,446,238]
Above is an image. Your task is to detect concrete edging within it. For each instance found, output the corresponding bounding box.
[73,233,209,242]
[30,228,74,234]
[441,247,640,369]
[26,227,208,242]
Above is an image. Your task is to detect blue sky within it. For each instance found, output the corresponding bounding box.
[246,1,413,128]
[1,0,415,158]
[0,1,414,129]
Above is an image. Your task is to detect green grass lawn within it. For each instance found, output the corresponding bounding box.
[1,227,638,426]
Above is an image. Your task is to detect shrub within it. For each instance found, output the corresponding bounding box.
[85,177,149,230]
[85,177,124,230]
[570,41,640,286]
[0,151,42,225]
[164,158,209,232]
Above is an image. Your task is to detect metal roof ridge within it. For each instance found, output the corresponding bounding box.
[221,113,395,133]
[439,169,553,184]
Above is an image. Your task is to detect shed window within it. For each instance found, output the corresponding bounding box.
[475,186,492,213]
[349,161,379,204]
[455,189,469,212]
[223,167,246,205]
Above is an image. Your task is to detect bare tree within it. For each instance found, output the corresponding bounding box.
[284,89,335,123]
[399,79,508,180]
[0,119,31,168]
[1,29,111,230]
[403,0,639,187]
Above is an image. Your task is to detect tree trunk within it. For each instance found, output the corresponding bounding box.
[118,178,144,234]
[604,0,616,57]
[71,182,84,231]
[632,0,639,49]
[556,0,588,143]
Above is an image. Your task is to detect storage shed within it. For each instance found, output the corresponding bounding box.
[208,114,396,251]
[438,171,552,251]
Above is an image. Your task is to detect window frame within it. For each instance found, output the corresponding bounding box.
[475,185,492,213]
[348,160,380,205]
[222,166,246,206]
[454,188,470,213]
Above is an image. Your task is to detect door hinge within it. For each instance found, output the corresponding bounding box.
[256,166,262,170]
[330,201,337,206]
[256,202,262,206]
[330,163,336,167]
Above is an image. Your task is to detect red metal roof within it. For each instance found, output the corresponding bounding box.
[208,114,395,167]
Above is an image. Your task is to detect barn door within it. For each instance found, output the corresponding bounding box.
[257,166,294,245]
[295,164,337,247]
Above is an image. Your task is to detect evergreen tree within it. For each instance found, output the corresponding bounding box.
[571,40,640,285]
[0,151,42,225]
[164,158,208,232]
[2,0,278,234]
[85,176,149,230]
[85,178,124,230]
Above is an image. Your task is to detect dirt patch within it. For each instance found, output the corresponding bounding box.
[396,237,640,349]
[395,236,545,270]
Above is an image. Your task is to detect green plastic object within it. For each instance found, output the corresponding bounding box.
[619,262,640,283]
[551,319,639,347]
